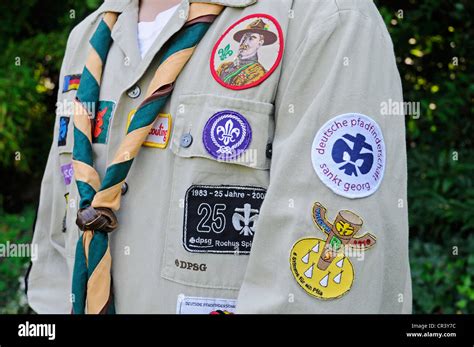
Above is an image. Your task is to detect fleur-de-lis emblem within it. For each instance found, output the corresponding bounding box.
[336,221,354,236]
[218,44,233,61]
[232,203,259,236]
[216,120,240,146]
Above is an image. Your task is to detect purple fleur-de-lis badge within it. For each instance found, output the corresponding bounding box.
[203,110,252,160]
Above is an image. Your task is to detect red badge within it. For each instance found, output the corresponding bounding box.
[210,13,284,90]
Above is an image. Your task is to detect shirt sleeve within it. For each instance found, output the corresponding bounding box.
[27,27,82,314]
[236,2,412,313]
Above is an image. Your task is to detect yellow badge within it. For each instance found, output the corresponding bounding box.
[127,110,172,148]
[289,202,377,300]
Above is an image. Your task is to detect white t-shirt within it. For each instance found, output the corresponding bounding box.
[137,4,180,58]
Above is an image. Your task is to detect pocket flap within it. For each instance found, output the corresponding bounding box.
[171,94,274,170]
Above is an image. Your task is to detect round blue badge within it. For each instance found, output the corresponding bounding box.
[203,110,252,160]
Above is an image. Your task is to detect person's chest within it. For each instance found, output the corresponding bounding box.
[77,1,293,176]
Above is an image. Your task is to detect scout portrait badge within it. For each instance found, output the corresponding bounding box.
[210,13,284,90]
[290,202,377,300]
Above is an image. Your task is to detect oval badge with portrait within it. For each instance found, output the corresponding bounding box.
[210,13,284,90]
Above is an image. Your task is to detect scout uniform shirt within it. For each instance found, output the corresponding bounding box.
[27,0,412,314]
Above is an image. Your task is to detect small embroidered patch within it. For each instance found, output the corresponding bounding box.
[60,163,74,186]
[209,310,233,315]
[311,113,386,199]
[202,110,252,161]
[289,202,377,300]
[127,110,171,148]
[174,259,207,272]
[62,74,81,93]
[184,185,266,254]
[176,294,237,314]
[62,193,69,233]
[58,116,70,147]
[210,13,284,90]
[92,101,115,144]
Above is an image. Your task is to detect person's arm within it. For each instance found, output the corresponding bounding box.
[27,15,94,314]
[27,56,73,313]
[237,1,411,313]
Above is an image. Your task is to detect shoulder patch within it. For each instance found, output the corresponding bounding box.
[290,202,377,300]
[58,116,70,147]
[62,193,70,233]
[60,163,74,185]
[62,74,81,93]
[92,101,115,144]
[311,113,386,199]
[210,13,284,90]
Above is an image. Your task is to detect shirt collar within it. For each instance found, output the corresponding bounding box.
[98,0,257,13]
[190,0,257,7]
[99,0,258,90]
[109,0,141,68]
[96,0,133,14]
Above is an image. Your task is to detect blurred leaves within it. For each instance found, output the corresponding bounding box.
[411,235,474,314]
[378,0,474,241]
[0,0,95,211]
[0,207,35,313]
[0,32,65,173]
[377,0,474,313]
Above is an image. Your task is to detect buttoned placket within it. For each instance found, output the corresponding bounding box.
[106,0,190,167]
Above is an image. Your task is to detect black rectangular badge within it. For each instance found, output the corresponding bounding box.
[184,185,267,254]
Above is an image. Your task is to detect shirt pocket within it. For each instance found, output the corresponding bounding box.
[161,94,274,290]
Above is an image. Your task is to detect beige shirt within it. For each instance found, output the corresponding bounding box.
[27,0,412,314]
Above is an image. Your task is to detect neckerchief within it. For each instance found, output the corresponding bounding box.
[71,3,224,314]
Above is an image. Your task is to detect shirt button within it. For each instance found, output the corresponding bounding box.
[127,85,141,99]
[180,133,193,148]
[266,143,273,159]
[121,182,129,196]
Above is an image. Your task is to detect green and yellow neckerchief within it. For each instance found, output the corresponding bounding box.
[71,3,224,314]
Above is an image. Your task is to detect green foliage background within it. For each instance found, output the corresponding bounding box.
[0,0,472,313]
